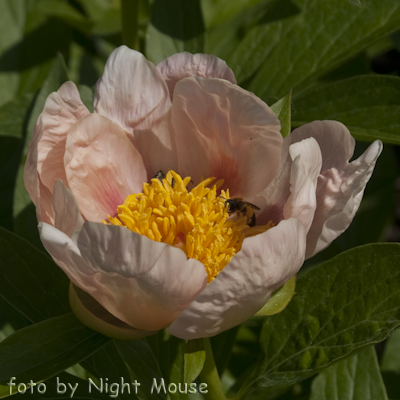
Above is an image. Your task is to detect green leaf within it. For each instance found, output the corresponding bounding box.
[169,339,187,399]
[292,75,400,144]
[115,339,166,400]
[0,0,25,106]
[381,328,400,374]
[0,371,112,400]
[81,341,138,400]
[310,346,388,400]
[0,93,33,139]
[211,326,240,376]
[0,94,34,231]
[270,90,292,138]
[0,313,109,385]
[229,0,400,103]
[146,331,184,387]
[237,243,400,398]
[35,0,92,34]
[0,137,24,231]
[25,53,69,152]
[185,339,206,384]
[255,275,296,317]
[146,0,205,64]
[0,227,70,323]
[77,85,94,113]
[380,328,400,400]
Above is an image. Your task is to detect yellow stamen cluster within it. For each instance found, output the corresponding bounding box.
[106,171,272,282]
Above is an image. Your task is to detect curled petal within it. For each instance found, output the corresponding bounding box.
[172,77,282,197]
[39,223,98,291]
[37,81,90,192]
[24,120,43,206]
[283,138,322,231]
[307,140,382,257]
[37,178,54,225]
[290,121,383,258]
[64,113,147,222]
[167,218,306,339]
[94,46,171,133]
[157,52,237,99]
[290,120,355,171]
[256,137,322,232]
[75,222,208,331]
[53,179,84,237]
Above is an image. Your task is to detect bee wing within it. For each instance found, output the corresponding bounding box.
[244,201,260,210]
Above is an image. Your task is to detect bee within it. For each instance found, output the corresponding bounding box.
[152,170,193,188]
[223,197,260,227]
[152,170,176,187]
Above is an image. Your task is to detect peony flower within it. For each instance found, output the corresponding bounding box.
[24,46,382,340]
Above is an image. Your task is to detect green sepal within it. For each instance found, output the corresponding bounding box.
[254,275,296,317]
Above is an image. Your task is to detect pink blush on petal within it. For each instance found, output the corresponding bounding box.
[212,153,242,195]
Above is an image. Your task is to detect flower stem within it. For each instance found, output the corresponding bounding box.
[120,0,139,51]
[199,338,226,400]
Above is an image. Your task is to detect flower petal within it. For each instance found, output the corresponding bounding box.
[283,138,322,231]
[70,283,157,340]
[53,179,84,237]
[307,140,382,258]
[24,120,43,206]
[167,218,306,339]
[256,137,322,231]
[75,222,208,331]
[130,112,179,179]
[37,178,54,225]
[39,222,98,290]
[94,45,171,133]
[172,77,282,197]
[64,113,147,222]
[289,121,382,257]
[37,81,90,192]
[290,120,355,171]
[157,52,237,100]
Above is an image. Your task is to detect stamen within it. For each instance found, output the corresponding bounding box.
[105,171,273,282]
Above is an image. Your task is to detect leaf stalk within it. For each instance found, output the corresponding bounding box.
[199,337,226,400]
[121,0,139,51]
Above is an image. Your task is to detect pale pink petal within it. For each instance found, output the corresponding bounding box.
[172,77,282,197]
[157,52,237,100]
[75,222,208,331]
[39,222,98,290]
[37,81,90,192]
[64,113,147,222]
[256,137,322,231]
[25,124,55,226]
[40,225,154,340]
[167,218,306,339]
[37,178,54,225]
[129,111,179,180]
[306,140,383,258]
[52,179,84,237]
[289,121,382,257]
[24,119,43,206]
[94,45,171,133]
[290,120,355,171]
[283,138,322,231]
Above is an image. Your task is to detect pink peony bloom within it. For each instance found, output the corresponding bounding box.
[24,46,382,340]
